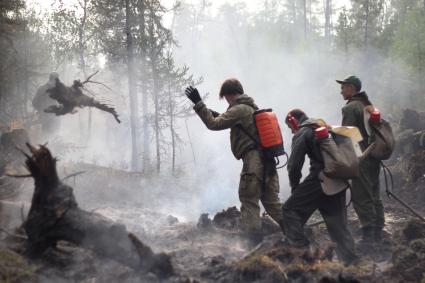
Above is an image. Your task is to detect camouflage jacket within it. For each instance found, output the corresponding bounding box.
[342,91,372,147]
[193,94,259,160]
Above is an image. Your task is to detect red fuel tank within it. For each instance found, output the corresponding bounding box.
[370,109,381,123]
[315,126,329,140]
[254,109,285,158]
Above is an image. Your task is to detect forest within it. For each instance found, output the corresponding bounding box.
[0,0,425,282]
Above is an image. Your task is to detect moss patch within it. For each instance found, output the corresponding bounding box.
[0,249,35,283]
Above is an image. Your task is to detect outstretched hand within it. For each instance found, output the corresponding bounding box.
[185,86,201,104]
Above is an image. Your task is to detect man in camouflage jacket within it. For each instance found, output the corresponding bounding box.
[185,79,283,244]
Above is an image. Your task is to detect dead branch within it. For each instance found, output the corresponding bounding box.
[81,70,99,84]
[4,173,32,178]
[0,227,27,240]
[62,171,86,181]
[46,78,121,123]
[83,80,113,92]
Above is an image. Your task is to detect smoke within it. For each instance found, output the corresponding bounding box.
[10,1,420,235]
[165,1,419,215]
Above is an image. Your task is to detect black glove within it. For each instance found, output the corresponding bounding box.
[185,86,201,104]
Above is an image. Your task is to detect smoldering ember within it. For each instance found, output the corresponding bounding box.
[1,0,425,282]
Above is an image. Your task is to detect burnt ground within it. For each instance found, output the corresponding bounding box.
[1,177,425,283]
[0,145,424,282]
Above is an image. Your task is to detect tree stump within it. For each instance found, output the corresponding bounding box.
[22,143,173,277]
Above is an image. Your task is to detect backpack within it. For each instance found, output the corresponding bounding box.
[301,121,360,180]
[254,109,286,158]
[364,108,396,160]
[300,123,359,195]
[238,109,286,159]
[317,128,360,179]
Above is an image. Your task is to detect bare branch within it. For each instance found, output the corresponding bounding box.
[15,146,31,159]
[81,70,99,84]
[5,173,32,178]
[62,171,86,181]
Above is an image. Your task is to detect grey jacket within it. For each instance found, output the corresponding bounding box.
[287,118,324,190]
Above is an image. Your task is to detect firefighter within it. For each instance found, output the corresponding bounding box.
[337,75,384,243]
[33,72,61,136]
[281,109,358,264]
[185,78,283,244]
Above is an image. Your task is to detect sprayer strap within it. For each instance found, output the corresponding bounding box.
[236,124,261,148]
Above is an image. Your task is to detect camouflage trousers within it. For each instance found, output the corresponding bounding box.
[351,156,385,229]
[282,179,357,263]
[239,150,283,231]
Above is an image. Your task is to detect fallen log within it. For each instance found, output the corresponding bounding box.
[19,143,173,277]
[45,77,120,123]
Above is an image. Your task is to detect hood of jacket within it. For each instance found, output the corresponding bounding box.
[347,91,372,106]
[230,94,259,110]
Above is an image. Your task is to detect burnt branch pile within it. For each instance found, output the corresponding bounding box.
[45,76,120,123]
[20,143,173,277]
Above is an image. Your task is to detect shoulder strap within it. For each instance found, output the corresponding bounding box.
[299,123,320,129]
[236,124,261,147]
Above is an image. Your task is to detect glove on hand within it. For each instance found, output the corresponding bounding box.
[185,86,201,104]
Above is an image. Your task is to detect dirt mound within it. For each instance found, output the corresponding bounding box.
[403,219,425,241]
[388,220,425,282]
[212,206,241,230]
[197,206,280,235]
[200,235,378,283]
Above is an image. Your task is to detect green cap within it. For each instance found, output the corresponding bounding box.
[336,75,362,91]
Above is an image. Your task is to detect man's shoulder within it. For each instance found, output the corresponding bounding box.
[294,126,313,140]
[229,103,255,114]
[343,100,364,111]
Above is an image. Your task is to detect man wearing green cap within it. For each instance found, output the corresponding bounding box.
[337,75,384,245]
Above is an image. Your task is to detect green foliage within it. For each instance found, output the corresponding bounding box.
[392,9,425,76]
[335,7,353,53]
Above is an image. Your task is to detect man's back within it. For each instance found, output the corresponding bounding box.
[342,92,370,145]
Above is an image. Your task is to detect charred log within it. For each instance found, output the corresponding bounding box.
[45,78,120,123]
[21,143,173,277]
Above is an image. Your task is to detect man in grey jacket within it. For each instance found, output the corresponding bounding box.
[281,109,358,264]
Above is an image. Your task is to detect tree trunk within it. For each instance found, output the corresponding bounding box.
[152,67,160,173]
[364,0,369,48]
[78,0,91,144]
[138,0,151,173]
[168,84,175,174]
[22,144,173,277]
[303,0,307,40]
[22,25,29,117]
[324,0,332,43]
[126,0,140,171]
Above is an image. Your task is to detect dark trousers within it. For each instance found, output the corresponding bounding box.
[282,179,357,263]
